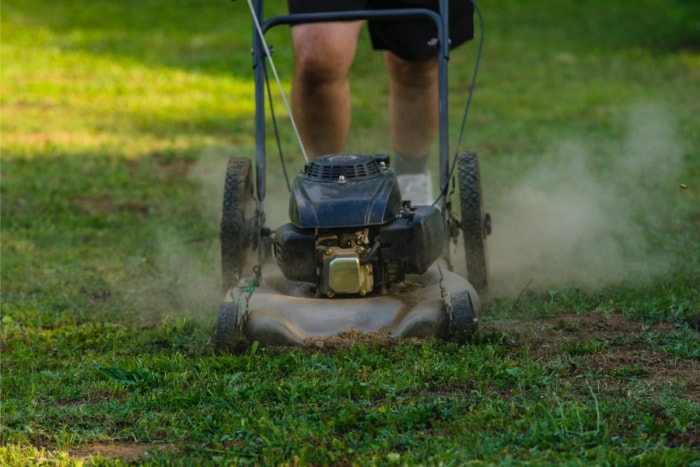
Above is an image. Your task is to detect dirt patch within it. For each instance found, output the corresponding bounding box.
[587,350,700,399]
[492,310,677,344]
[72,195,115,216]
[303,328,414,352]
[69,441,174,461]
[488,310,699,401]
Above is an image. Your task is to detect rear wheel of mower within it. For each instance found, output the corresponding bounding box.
[457,151,489,294]
[220,157,257,291]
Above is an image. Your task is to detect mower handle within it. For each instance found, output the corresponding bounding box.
[251,1,451,213]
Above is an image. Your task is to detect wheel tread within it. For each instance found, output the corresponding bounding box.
[457,151,489,293]
[220,157,256,291]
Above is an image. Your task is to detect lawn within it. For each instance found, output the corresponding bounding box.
[1,0,699,464]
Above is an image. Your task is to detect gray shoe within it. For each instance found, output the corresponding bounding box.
[397,171,433,206]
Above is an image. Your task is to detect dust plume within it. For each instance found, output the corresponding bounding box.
[121,146,299,324]
[486,102,685,298]
[117,102,685,318]
[118,147,232,324]
[148,227,222,319]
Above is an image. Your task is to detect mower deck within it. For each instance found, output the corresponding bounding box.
[216,259,479,348]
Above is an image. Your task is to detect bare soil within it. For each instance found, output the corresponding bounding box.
[303,328,411,352]
[490,310,700,401]
[69,442,174,462]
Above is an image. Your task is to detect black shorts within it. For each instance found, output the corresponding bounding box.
[287,0,474,61]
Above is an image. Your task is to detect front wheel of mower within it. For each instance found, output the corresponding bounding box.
[220,156,257,292]
[214,300,245,353]
[446,290,478,343]
[457,151,489,294]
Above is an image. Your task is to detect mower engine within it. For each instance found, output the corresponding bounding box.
[273,153,445,297]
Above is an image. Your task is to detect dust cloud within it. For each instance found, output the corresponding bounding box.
[127,102,686,319]
[166,147,236,317]
[138,146,295,322]
[486,102,686,298]
[121,147,231,323]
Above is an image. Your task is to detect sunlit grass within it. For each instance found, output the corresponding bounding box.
[2,43,263,157]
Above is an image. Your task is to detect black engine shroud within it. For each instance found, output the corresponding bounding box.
[273,154,445,296]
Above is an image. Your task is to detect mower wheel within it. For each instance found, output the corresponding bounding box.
[214,300,245,353]
[220,156,257,291]
[447,290,478,343]
[457,151,489,294]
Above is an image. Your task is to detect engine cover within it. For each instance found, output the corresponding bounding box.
[289,153,402,228]
[378,205,445,276]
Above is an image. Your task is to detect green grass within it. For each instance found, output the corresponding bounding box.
[2,0,700,464]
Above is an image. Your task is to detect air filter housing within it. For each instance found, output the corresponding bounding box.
[303,153,388,181]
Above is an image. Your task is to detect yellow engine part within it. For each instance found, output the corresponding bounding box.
[322,247,373,297]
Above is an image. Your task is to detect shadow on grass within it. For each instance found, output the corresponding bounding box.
[1,150,229,327]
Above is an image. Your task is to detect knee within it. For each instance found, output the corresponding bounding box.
[292,24,360,86]
[294,51,348,86]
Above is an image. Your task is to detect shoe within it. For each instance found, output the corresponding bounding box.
[396,171,433,206]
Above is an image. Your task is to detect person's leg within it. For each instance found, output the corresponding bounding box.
[384,51,439,166]
[384,51,438,205]
[291,22,364,159]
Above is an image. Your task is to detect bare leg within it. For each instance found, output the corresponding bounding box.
[385,52,439,159]
[291,22,364,159]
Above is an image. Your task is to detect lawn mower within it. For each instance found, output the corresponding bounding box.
[215,0,490,350]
